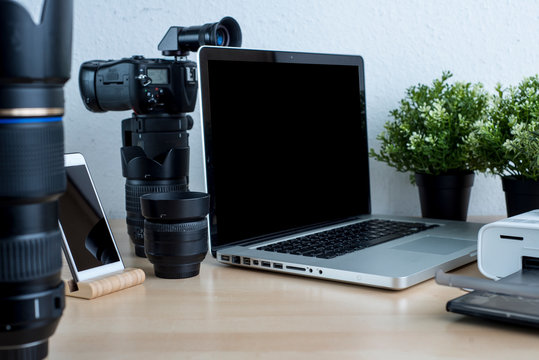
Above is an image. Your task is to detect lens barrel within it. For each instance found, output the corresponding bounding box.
[0,0,72,358]
[141,192,209,279]
[121,115,192,257]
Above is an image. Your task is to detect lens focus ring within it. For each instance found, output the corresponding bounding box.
[144,219,208,233]
[0,230,62,282]
[125,181,188,213]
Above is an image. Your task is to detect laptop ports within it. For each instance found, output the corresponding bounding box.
[232,256,241,264]
[220,255,230,262]
[242,257,251,266]
[273,263,283,269]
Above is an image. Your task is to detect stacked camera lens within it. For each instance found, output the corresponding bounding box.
[0,0,73,358]
[121,114,193,257]
[141,192,209,279]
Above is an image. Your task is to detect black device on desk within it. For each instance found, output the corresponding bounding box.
[58,153,124,282]
[438,260,539,328]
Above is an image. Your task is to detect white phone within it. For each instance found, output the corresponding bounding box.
[59,153,124,282]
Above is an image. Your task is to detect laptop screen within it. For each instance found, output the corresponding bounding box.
[198,47,370,250]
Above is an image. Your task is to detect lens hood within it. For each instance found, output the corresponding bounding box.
[140,191,209,222]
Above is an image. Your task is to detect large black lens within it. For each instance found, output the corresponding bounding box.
[121,115,192,257]
[141,192,209,279]
[0,0,72,359]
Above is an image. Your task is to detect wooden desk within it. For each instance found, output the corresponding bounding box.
[50,218,539,359]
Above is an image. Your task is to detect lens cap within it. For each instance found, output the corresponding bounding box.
[140,191,209,221]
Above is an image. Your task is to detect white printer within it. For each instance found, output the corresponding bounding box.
[479,210,539,280]
[436,210,539,327]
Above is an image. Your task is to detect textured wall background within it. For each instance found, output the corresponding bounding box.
[39,0,539,218]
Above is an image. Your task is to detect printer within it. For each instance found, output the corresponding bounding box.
[479,210,539,279]
[436,210,539,327]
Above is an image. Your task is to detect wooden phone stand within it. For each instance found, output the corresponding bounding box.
[64,268,145,300]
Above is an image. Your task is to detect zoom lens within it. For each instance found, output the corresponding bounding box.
[0,0,73,358]
[141,192,209,279]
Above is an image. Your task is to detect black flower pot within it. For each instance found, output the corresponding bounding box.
[415,172,475,221]
[501,176,539,217]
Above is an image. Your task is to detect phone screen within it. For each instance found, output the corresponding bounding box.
[59,164,120,272]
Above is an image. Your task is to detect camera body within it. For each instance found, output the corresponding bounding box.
[79,56,197,115]
[78,17,241,257]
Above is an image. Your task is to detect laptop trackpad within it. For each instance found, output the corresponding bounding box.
[392,236,474,255]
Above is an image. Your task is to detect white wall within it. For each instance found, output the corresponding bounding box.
[63,0,539,218]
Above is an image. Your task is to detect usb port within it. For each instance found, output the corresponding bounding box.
[221,255,230,261]
[273,263,283,269]
[261,261,271,268]
[243,257,251,265]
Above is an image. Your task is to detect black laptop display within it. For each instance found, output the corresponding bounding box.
[199,48,370,250]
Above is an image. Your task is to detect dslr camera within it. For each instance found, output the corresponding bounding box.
[79,17,241,257]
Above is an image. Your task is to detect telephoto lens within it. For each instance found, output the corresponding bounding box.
[0,0,73,359]
[141,192,210,279]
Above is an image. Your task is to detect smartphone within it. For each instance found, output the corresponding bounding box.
[59,153,124,282]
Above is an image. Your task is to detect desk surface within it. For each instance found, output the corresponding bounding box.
[50,218,538,359]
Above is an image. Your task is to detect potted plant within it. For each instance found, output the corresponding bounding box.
[370,72,489,220]
[469,75,539,216]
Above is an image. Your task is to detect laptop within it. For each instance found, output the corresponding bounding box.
[197,46,482,289]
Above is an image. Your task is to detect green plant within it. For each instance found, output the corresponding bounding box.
[469,75,539,180]
[370,72,489,183]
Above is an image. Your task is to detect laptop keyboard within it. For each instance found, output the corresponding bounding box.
[258,219,438,259]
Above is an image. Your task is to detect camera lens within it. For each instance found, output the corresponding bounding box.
[121,121,192,257]
[0,0,72,358]
[141,192,209,279]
